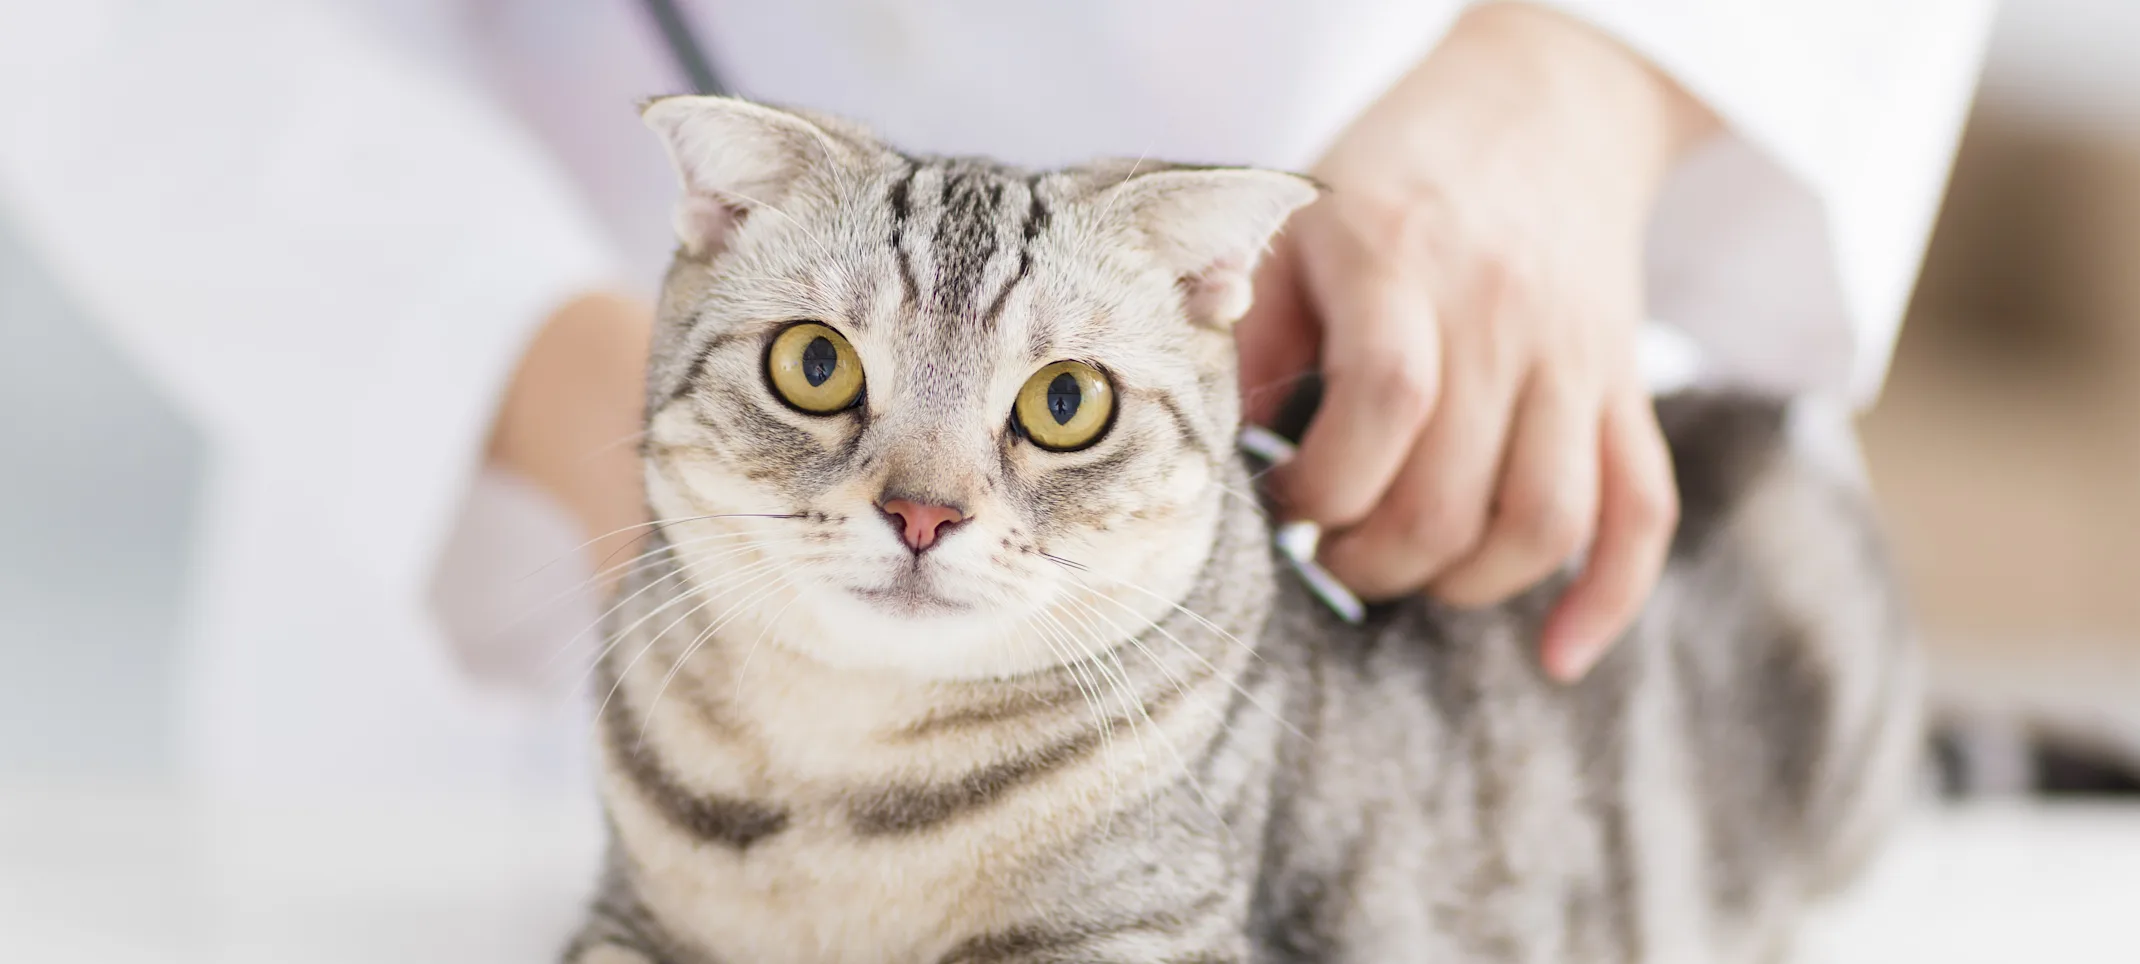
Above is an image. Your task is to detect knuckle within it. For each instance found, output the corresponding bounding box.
[1349,193,1445,262]
[1357,358,1438,422]
[1508,488,1591,561]
[1477,249,1545,308]
[1402,494,1486,563]
[1343,351,1446,424]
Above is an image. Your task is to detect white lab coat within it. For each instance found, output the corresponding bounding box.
[0,0,1993,795]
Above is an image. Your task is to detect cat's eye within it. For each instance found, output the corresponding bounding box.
[1013,361,1115,451]
[766,322,864,414]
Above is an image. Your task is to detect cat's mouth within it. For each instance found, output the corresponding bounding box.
[847,570,971,615]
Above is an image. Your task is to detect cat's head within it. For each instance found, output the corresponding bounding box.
[636,97,1315,680]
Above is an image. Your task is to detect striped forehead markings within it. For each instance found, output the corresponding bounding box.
[886,159,1051,335]
[887,159,922,310]
[930,165,1005,321]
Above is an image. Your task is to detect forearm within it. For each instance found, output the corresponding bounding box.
[489,291,655,588]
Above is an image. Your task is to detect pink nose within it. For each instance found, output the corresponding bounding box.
[878,498,968,553]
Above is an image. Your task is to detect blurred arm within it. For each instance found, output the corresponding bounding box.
[1527,0,1998,400]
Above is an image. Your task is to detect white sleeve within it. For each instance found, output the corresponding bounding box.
[1538,0,1997,403]
[0,0,623,601]
[0,1,630,792]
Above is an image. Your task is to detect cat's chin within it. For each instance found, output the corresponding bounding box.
[844,571,972,617]
[747,582,1046,680]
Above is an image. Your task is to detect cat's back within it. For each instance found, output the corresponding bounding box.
[1251,394,1920,963]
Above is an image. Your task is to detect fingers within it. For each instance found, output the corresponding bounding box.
[1541,389,1678,681]
[1275,258,1442,531]
[1318,332,1519,599]
[1234,235,1321,427]
[1429,370,1600,607]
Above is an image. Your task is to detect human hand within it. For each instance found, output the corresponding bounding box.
[1235,3,1715,680]
[490,290,654,591]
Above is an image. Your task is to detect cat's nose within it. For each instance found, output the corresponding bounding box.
[876,497,968,554]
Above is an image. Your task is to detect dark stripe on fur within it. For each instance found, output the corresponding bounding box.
[1566,645,1643,962]
[889,160,922,309]
[935,926,1089,964]
[1657,396,1839,916]
[598,659,790,850]
[1656,393,1786,558]
[1025,442,1144,534]
[1192,649,1271,783]
[892,686,1081,741]
[978,176,1052,328]
[1022,174,1052,242]
[931,165,1007,324]
[562,839,694,963]
[847,716,1104,835]
[979,243,1031,327]
[852,636,1217,836]
[657,327,745,416]
[1149,389,1210,459]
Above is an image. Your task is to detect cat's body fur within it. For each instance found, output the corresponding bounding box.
[566,98,1918,964]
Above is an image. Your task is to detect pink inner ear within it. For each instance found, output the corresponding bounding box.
[675,194,744,259]
[1181,257,1256,328]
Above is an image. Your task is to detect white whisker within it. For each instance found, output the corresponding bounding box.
[639,562,803,746]
[1034,607,1132,821]
[1025,609,1120,814]
[1059,591,1237,843]
[514,511,806,584]
[593,556,796,728]
[1049,597,1172,836]
[540,535,815,676]
[517,530,803,665]
[1056,565,1303,741]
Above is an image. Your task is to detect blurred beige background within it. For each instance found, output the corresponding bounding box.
[1862,0,2140,753]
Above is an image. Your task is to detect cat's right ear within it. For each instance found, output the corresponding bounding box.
[641,96,839,259]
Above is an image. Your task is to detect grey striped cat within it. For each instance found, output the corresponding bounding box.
[565,96,1920,964]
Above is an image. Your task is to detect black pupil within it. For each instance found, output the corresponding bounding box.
[800,336,838,387]
[1046,372,1081,425]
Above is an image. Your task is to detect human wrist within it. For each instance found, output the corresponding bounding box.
[1333,2,1716,225]
[1479,3,1715,202]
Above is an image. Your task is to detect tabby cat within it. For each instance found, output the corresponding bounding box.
[565,96,1920,964]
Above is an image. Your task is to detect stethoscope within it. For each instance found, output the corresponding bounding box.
[642,0,730,96]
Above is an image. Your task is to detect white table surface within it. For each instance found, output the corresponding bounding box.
[6,788,2135,963]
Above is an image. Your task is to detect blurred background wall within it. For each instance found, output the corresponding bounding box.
[1862,0,2140,758]
[4,0,2140,783]
[0,216,201,781]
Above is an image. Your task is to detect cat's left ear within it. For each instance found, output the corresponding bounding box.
[641,95,847,259]
[1109,167,1322,327]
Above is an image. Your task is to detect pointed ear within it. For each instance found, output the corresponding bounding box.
[641,96,843,259]
[1107,167,1322,326]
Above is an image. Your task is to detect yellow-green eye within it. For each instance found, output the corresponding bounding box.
[1014,361,1115,451]
[766,322,864,414]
